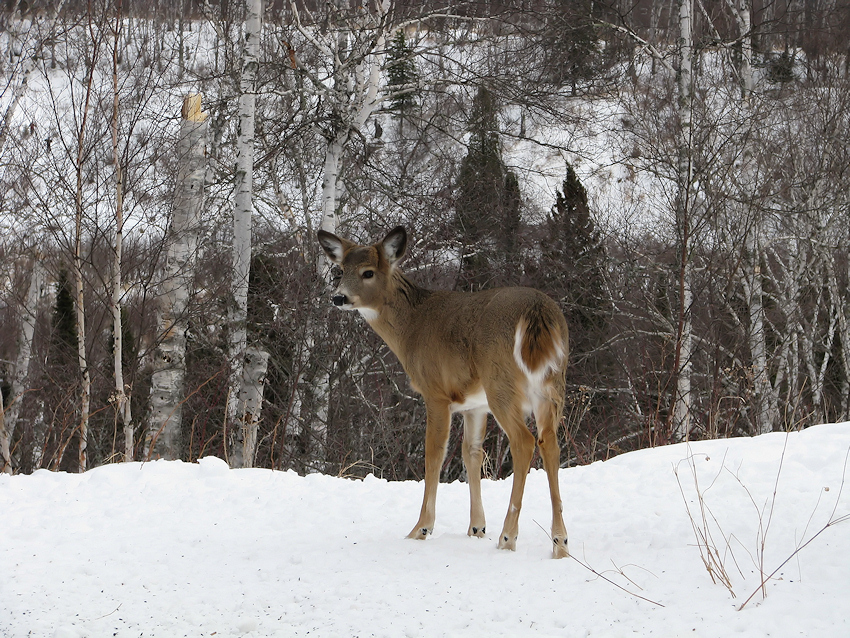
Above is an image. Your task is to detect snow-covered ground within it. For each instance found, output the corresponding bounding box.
[2,423,849,637]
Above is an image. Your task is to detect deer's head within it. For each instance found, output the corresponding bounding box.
[317,226,408,320]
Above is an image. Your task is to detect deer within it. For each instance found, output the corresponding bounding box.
[317,226,570,558]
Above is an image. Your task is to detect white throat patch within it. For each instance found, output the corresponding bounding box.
[358,307,379,322]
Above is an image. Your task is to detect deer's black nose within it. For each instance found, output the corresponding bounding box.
[332,294,348,307]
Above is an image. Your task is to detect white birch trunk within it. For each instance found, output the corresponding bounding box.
[673,278,693,439]
[317,134,344,265]
[227,0,262,468]
[0,389,7,474]
[145,95,207,461]
[827,260,850,419]
[745,253,776,435]
[308,134,345,460]
[290,0,390,467]
[74,188,91,473]
[798,268,836,423]
[672,0,694,441]
[73,35,100,472]
[781,249,803,417]
[1,257,42,473]
[240,346,269,468]
[727,0,754,98]
[111,5,133,462]
[813,302,837,420]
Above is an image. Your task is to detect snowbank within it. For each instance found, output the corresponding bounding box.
[2,424,849,637]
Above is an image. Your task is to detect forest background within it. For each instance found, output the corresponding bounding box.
[1,0,849,479]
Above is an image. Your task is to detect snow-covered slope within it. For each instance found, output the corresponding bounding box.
[2,423,849,637]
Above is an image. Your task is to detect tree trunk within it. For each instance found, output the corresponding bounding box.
[0,257,42,473]
[319,135,345,240]
[145,95,208,461]
[0,388,7,474]
[827,259,850,420]
[671,0,694,441]
[732,0,754,98]
[746,254,777,435]
[289,0,389,468]
[111,2,133,461]
[72,23,101,472]
[240,347,269,468]
[227,0,263,468]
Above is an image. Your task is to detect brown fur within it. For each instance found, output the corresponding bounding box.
[318,226,570,558]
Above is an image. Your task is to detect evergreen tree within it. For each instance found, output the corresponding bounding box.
[544,163,607,333]
[540,0,600,91]
[51,270,79,359]
[386,29,419,116]
[43,270,82,471]
[455,86,521,286]
[541,162,611,375]
[541,164,613,458]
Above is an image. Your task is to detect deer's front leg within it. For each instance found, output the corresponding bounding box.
[462,409,487,538]
[408,400,451,540]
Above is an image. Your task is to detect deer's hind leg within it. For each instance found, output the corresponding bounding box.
[488,397,535,552]
[462,409,487,538]
[408,399,451,540]
[535,392,568,558]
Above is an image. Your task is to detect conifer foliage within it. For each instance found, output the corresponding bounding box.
[543,163,607,335]
[386,29,418,116]
[540,163,613,456]
[539,0,600,90]
[43,271,82,472]
[455,86,521,286]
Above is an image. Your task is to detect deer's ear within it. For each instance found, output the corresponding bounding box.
[318,230,349,265]
[381,226,407,265]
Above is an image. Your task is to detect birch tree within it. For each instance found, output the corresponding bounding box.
[289,0,390,248]
[145,95,208,461]
[227,0,266,468]
[729,0,754,99]
[730,0,776,434]
[72,13,105,471]
[286,0,391,465]
[670,0,694,441]
[0,257,42,473]
[0,385,7,474]
[110,1,133,461]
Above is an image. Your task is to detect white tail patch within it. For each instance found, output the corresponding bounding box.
[513,322,564,381]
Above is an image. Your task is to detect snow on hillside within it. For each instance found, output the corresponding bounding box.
[2,423,849,638]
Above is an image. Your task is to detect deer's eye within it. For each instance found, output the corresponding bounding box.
[362,270,374,279]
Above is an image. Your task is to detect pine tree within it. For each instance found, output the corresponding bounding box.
[51,270,79,367]
[543,162,607,341]
[455,86,521,286]
[43,270,82,471]
[386,29,418,116]
[541,164,613,457]
[541,0,600,91]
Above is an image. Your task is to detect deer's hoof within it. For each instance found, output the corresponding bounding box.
[552,535,569,559]
[498,534,517,551]
[407,526,431,540]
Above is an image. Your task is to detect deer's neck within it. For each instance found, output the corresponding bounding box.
[368,270,431,351]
